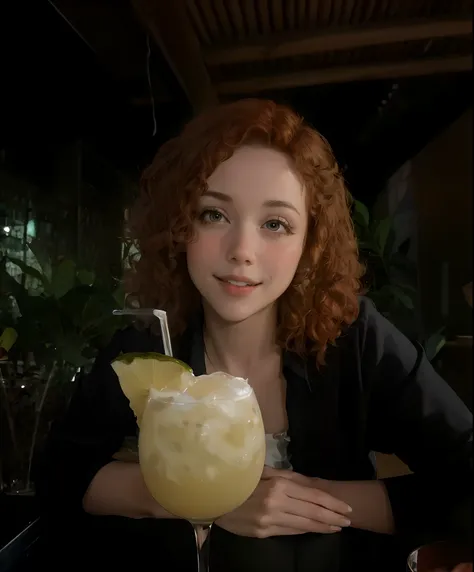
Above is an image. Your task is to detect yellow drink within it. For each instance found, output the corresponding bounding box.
[139,372,265,522]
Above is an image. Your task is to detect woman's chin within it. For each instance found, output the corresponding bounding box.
[209,306,259,325]
[202,298,276,326]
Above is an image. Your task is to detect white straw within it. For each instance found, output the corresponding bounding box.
[112,308,173,357]
[152,309,173,357]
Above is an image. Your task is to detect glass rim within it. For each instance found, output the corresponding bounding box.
[147,390,255,404]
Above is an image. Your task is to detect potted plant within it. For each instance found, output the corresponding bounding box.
[352,199,445,362]
[0,240,128,494]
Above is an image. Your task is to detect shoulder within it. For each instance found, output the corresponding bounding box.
[337,295,382,350]
[346,295,407,345]
[352,295,382,330]
[336,295,419,373]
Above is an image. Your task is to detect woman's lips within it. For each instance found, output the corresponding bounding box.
[215,276,261,296]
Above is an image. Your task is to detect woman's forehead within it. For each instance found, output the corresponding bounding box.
[205,146,305,207]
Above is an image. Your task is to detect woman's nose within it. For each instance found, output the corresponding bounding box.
[225,225,257,265]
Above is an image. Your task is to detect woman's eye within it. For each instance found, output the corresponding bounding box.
[200,209,225,223]
[264,219,289,233]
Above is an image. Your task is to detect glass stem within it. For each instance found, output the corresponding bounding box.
[193,523,212,572]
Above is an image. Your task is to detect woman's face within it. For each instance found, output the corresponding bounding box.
[186,145,308,324]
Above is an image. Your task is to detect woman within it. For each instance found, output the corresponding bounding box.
[36,99,472,571]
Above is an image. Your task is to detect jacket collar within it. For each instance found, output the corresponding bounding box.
[175,311,310,387]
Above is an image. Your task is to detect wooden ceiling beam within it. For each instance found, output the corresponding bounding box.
[131,0,218,114]
[216,55,472,94]
[205,18,472,66]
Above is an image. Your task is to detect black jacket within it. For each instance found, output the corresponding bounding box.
[35,297,472,571]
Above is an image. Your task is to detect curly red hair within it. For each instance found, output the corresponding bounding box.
[127,99,364,365]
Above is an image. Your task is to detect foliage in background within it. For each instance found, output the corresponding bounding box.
[0,238,128,368]
[352,199,445,361]
[0,239,130,492]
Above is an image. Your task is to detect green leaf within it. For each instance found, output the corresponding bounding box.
[352,200,370,229]
[19,295,63,335]
[76,269,95,286]
[390,285,415,310]
[394,283,417,294]
[424,329,446,362]
[58,285,95,328]
[51,259,76,299]
[81,289,117,333]
[0,266,28,304]
[7,256,48,286]
[373,218,391,256]
[28,238,52,279]
[55,333,90,367]
[1,235,23,251]
[13,297,63,358]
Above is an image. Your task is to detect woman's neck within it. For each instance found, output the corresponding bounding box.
[202,303,280,378]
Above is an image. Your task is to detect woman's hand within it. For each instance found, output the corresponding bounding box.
[215,467,352,538]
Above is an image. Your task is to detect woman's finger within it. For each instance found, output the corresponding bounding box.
[283,478,352,516]
[280,495,351,528]
[269,511,342,535]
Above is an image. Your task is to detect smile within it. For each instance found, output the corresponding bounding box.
[216,275,261,286]
[215,276,261,296]
[223,279,253,287]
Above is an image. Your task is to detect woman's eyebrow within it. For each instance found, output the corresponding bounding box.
[202,190,232,202]
[263,199,300,216]
[203,190,300,216]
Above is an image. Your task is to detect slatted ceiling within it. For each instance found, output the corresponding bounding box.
[307,0,319,27]
[387,0,399,19]
[338,0,350,25]
[204,1,221,39]
[213,3,234,37]
[318,0,332,25]
[412,0,432,18]
[226,2,245,39]
[389,1,411,20]
[252,7,261,36]
[188,0,472,47]
[175,0,472,104]
[187,1,211,44]
[280,0,293,27]
[272,0,284,31]
[422,0,437,18]
[363,0,377,23]
[340,0,355,26]
[284,0,294,30]
[211,34,471,84]
[296,0,307,28]
[358,1,376,24]
[257,0,271,35]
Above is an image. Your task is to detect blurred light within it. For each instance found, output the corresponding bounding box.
[3,226,10,234]
[27,219,36,237]
[20,384,26,389]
